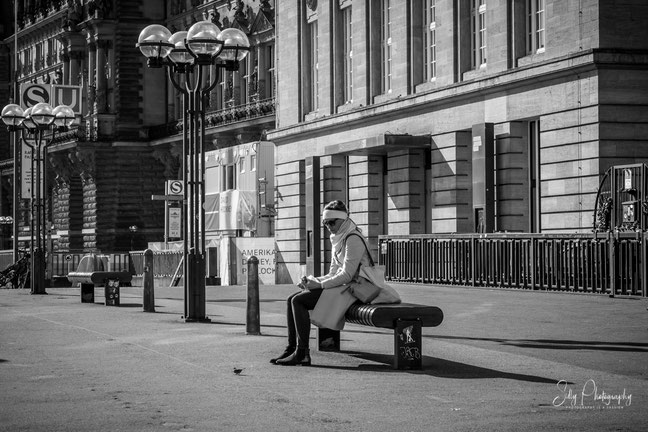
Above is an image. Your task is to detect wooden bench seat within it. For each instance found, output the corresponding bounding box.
[317,302,444,370]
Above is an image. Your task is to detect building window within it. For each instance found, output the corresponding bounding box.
[251,154,257,171]
[219,71,228,108]
[380,0,392,94]
[423,0,437,82]
[341,4,353,103]
[470,0,487,68]
[224,164,236,191]
[527,0,545,54]
[308,19,319,112]
[265,43,275,99]
[529,120,541,232]
[239,156,245,174]
[241,56,250,104]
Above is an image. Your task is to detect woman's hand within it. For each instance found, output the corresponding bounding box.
[303,275,322,290]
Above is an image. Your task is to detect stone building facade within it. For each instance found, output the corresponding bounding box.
[268,0,648,283]
[0,0,275,253]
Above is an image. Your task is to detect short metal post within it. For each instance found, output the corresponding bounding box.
[246,256,261,335]
[143,249,155,312]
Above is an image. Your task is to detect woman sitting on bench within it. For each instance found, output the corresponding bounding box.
[270,200,372,366]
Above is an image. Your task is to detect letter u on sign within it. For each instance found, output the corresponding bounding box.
[53,85,83,114]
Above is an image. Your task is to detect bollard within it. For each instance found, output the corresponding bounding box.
[246,256,261,335]
[143,249,155,312]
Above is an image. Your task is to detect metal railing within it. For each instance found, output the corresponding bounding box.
[0,250,133,281]
[148,98,276,140]
[130,250,183,277]
[379,233,646,297]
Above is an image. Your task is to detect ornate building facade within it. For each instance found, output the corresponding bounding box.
[268,0,648,283]
[0,0,275,253]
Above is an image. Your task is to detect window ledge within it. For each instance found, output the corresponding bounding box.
[462,66,488,81]
[373,93,399,104]
[415,80,438,94]
[336,102,358,114]
[304,111,319,122]
[517,50,546,67]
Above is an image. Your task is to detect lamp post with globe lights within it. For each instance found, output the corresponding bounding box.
[137,21,249,322]
[1,102,77,295]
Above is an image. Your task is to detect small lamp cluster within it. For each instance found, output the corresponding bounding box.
[136,21,250,71]
[1,102,77,132]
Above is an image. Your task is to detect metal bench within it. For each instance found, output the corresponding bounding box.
[317,303,444,370]
[68,254,132,306]
[68,271,132,306]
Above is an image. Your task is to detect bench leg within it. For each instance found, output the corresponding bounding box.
[394,319,422,370]
[80,283,94,303]
[316,327,340,351]
[104,282,120,306]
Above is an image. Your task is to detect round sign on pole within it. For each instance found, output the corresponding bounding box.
[167,180,184,196]
[20,83,52,108]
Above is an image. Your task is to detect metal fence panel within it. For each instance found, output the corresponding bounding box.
[379,233,647,297]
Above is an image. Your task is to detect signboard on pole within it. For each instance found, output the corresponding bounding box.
[20,83,83,114]
[166,180,184,196]
[52,85,83,114]
[168,207,181,238]
[21,145,32,199]
[20,83,52,108]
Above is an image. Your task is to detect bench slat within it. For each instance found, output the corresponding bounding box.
[345,303,443,329]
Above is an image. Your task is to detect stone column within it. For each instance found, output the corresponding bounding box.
[61,51,70,84]
[86,42,96,115]
[386,149,427,235]
[430,131,472,233]
[95,40,108,114]
[69,51,83,85]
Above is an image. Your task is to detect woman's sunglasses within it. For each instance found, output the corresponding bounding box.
[322,219,340,228]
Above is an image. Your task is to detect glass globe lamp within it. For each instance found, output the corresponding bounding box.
[137,24,173,67]
[168,31,194,70]
[1,104,25,130]
[186,21,223,63]
[217,28,250,63]
[30,103,55,127]
[52,105,76,129]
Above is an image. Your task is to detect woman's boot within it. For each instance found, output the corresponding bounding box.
[276,348,311,366]
[270,345,295,364]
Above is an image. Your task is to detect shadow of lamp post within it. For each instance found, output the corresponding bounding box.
[136,21,250,322]
[1,103,77,295]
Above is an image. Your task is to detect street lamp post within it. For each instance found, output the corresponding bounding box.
[1,103,76,295]
[129,225,138,251]
[137,21,249,322]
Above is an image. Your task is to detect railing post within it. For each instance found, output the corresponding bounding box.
[609,232,616,297]
[643,232,648,297]
[471,236,476,287]
[246,256,261,335]
[143,249,155,312]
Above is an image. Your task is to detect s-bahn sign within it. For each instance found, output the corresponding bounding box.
[20,83,83,114]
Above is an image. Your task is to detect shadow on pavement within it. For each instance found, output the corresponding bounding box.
[434,335,648,352]
[310,351,562,384]
[206,298,287,303]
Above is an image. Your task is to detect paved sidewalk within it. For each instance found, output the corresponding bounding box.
[1,283,646,431]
